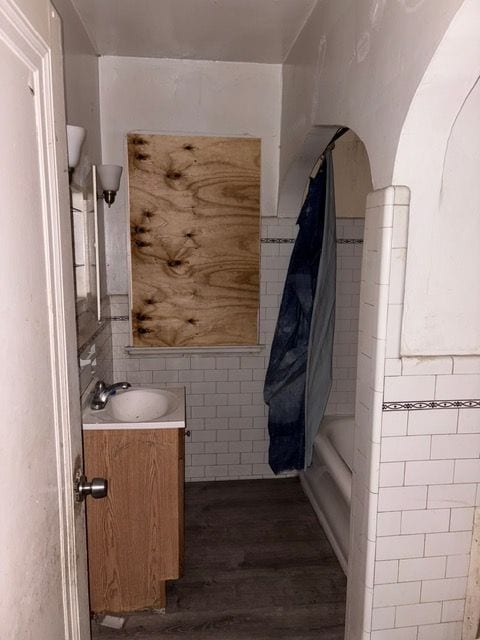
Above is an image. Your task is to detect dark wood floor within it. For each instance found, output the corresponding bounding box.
[91,478,346,639]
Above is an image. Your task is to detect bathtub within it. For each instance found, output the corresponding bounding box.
[300,415,354,574]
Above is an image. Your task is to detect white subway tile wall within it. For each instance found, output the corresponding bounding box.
[78,297,114,398]
[346,187,396,640]
[326,219,365,416]
[108,217,364,482]
[356,187,480,640]
[374,399,478,634]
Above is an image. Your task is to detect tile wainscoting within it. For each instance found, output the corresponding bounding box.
[374,397,480,640]
[328,219,364,416]
[346,186,480,640]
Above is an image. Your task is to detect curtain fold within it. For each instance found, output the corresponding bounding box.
[305,150,336,466]
[264,149,336,474]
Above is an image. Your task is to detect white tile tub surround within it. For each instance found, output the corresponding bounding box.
[327,218,365,416]
[108,217,364,482]
[346,186,397,640]
[350,186,480,640]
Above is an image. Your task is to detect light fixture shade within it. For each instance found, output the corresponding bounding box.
[66,124,86,168]
[97,164,123,191]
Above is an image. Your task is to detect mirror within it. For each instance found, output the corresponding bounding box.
[71,165,101,349]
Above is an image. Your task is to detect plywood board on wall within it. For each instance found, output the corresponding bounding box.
[127,134,260,347]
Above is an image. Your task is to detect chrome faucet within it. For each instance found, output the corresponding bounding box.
[90,380,131,410]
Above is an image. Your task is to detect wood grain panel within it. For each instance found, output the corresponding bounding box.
[127,134,260,347]
[84,428,184,613]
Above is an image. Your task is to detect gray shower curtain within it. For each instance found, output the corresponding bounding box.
[305,150,336,466]
[264,146,337,473]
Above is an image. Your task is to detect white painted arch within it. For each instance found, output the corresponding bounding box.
[393,0,480,355]
[277,125,372,219]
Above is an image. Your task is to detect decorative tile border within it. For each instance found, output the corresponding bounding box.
[260,238,363,244]
[109,315,129,322]
[383,399,480,411]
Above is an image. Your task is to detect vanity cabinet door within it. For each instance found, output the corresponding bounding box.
[84,428,184,613]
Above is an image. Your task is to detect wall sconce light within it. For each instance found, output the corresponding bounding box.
[66,124,86,176]
[97,164,123,207]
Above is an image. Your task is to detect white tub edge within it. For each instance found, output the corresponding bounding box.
[300,472,348,574]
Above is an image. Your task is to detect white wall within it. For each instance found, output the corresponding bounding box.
[402,78,480,355]
[395,0,480,356]
[280,0,480,359]
[280,0,464,190]
[280,0,480,358]
[99,55,282,294]
[279,1,327,186]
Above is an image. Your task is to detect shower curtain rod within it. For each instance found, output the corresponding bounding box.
[326,126,350,152]
[310,127,350,181]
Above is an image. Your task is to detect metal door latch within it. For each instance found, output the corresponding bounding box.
[74,469,108,503]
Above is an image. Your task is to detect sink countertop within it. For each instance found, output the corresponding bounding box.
[82,385,186,430]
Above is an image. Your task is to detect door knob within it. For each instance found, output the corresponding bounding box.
[74,472,108,502]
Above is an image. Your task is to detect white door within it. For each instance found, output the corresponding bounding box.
[0,1,90,638]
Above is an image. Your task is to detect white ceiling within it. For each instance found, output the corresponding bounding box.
[71,0,317,63]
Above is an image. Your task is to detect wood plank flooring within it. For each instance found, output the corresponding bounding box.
[91,478,346,639]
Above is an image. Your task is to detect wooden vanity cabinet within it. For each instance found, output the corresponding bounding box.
[83,428,184,613]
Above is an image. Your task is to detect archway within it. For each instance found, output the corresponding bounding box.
[393,0,480,356]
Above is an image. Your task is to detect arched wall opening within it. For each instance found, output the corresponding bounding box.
[393,0,480,356]
[278,125,373,424]
[278,125,373,219]
[288,125,375,615]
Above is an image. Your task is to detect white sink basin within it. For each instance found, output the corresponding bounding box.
[104,388,179,422]
[82,385,185,430]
